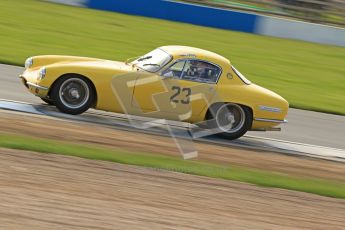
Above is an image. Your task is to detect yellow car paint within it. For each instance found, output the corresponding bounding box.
[20,45,288,131]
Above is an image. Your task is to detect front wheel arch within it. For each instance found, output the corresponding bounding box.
[48,73,97,107]
[50,74,97,115]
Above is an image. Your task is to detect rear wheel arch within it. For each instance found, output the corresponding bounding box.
[205,102,253,121]
[204,102,254,140]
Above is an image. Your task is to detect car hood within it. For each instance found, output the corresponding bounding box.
[27,55,134,72]
[52,60,134,72]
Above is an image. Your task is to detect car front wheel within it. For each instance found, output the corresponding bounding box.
[207,103,252,140]
[40,97,54,105]
[51,75,95,115]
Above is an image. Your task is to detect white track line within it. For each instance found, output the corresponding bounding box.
[1,99,344,162]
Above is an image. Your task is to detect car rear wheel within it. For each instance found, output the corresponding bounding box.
[51,75,95,115]
[207,103,252,140]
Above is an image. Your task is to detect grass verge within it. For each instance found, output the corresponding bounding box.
[0,0,345,114]
[0,133,344,199]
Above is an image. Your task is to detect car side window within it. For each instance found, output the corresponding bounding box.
[181,60,221,83]
[161,61,186,78]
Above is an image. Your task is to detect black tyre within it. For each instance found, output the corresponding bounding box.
[40,97,54,105]
[51,75,95,115]
[207,103,252,140]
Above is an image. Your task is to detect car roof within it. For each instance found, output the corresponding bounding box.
[159,45,230,66]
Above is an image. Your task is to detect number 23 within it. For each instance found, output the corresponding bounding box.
[170,86,191,104]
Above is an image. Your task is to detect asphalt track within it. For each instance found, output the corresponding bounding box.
[1,63,345,151]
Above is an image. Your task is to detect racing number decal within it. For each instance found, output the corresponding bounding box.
[170,86,180,103]
[181,88,191,104]
[170,86,191,104]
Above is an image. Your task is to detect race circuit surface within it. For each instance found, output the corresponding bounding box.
[1,64,345,149]
[2,148,344,230]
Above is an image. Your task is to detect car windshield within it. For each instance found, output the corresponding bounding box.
[132,48,172,73]
[232,66,251,85]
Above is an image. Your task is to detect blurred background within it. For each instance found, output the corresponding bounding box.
[0,0,344,116]
[182,0,345,26]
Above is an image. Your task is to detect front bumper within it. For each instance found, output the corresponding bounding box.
[20,75,49,97]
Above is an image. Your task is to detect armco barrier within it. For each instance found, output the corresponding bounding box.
[46,0,345,47]
[256,16,345,47]
[88,0,258,33]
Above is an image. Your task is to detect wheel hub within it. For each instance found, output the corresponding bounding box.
[226,113,235,127]
[215,104,245,133]
[69,88,80,99]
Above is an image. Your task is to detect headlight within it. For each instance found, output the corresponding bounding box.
[25,57,33,69]
[37,67,46,80]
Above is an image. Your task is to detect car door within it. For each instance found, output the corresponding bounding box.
[131,59,221,121]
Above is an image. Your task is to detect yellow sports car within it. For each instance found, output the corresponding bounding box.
[20,46,288,140]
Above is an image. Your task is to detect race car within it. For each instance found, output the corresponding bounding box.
[20,45,288,140]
